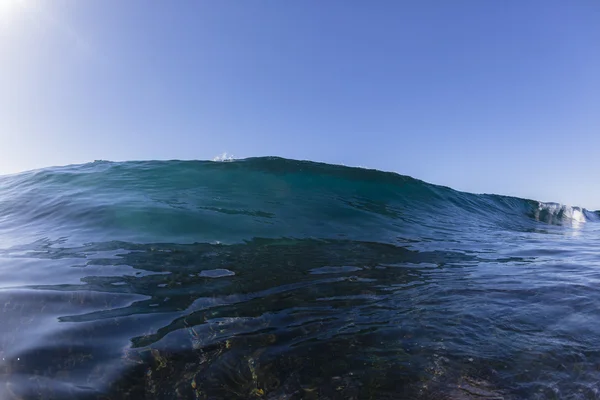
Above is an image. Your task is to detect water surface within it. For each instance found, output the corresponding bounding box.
[0,157,598,399]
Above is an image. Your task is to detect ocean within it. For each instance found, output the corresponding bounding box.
[0,157,598,399]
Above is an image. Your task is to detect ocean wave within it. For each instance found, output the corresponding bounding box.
[0,157,594,247]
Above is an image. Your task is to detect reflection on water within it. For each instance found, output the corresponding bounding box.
[1,234,599,399]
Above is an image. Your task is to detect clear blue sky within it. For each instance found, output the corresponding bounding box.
[1,1,599,208]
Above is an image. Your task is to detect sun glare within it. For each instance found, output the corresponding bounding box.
[0,0,25,25]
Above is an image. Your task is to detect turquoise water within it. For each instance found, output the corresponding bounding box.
[0,157,599,399]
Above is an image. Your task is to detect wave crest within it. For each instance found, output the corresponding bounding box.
[531,202,587,225]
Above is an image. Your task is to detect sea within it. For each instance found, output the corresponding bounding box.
[0,157,599,399]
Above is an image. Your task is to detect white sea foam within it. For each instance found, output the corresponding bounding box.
[212,152,235,162]
[533,202,587,225]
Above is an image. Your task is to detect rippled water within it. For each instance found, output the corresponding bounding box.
[0,158,599,399]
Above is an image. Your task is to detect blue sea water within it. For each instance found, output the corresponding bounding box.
[0,157,599,399]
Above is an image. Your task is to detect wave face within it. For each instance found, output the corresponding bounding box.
[1,157,599,399]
